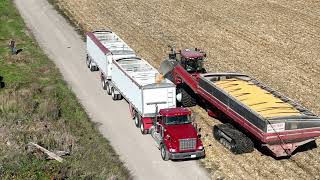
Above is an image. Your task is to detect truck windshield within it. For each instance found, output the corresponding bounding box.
[165,115,191,125]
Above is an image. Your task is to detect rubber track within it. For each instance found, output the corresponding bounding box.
[213,124,254,154]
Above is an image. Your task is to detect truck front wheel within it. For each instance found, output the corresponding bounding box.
[161,144,170,161]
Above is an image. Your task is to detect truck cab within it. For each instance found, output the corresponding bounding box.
[150,107,205,160]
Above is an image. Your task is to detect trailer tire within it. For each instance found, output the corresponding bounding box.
[106,81,112,95]
[89,61,95,72]
[116,94,123,100]
[178,87,196,107]
[111,87,117,101]
[134,113,140,128]
[86,54,90,68]
[161,144,170,161]
[101,77,107,90]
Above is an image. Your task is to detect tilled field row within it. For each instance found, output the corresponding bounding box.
[55,0,320,179]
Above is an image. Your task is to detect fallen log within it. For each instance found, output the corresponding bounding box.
[28,142,63,163]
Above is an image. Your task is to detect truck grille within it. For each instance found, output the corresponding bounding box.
[179,138,196,151]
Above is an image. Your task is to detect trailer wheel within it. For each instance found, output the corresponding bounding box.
[89,61,95,72]
[178,87,196,107]
[101,77,107,90]
[129,104,135,119]
[86,54,90,68]
[111,87,117,101]
[134,113,140,128]
[106,81,112,95]
[116,94,123,100]
[161,144,170,161]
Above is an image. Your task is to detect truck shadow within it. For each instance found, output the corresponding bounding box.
[171,157,204,162]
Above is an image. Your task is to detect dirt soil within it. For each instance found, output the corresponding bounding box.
[54,0,320,179]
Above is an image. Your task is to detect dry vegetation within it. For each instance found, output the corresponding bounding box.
[0,1,129,179]
[52,0,320,179]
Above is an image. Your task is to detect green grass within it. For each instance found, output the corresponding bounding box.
[0,0,130,179]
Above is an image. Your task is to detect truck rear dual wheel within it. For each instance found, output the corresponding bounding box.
[161,144,170,161]
[140,119,148,135]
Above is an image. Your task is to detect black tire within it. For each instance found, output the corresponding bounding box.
[213,125,220,140]
[101,77,107,90]
[89,61,95,72]
[178,87,196,107]
[86,54,90,68]
[116,94,123,100]
[111,87,117,101]
[161,144,170,161]
[140,119,147,135]
[134,112,140,128]
[106,81,112,95]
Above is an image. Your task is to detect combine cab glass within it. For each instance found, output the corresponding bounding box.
[179,49,206,73]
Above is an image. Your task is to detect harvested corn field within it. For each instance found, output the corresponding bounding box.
[53,0,320,179]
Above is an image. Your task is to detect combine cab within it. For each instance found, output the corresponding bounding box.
[160,48,320,157]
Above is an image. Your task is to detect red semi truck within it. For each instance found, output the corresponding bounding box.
[160,48,320,157]
[86,31,205,160]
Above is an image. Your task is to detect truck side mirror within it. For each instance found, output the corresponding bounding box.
[157,115,165,126]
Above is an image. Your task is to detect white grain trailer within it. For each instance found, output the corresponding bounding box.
[86,30,136,90]
[85,31,205,160]
[110,57,177,133]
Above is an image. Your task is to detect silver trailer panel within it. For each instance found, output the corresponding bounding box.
[112,57,176,117]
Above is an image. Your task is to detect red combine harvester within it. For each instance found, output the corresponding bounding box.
[160,47,320,157]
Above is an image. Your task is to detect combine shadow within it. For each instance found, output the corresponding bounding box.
[0,76,5,88]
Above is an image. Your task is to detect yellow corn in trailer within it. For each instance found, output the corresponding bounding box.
[214,78,301,119]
